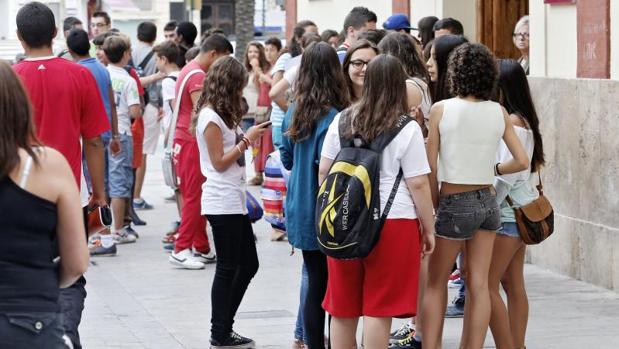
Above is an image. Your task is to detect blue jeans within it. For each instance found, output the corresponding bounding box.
[497,222,520,238]
[295,263,309,342]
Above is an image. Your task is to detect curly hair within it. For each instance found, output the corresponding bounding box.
[192,57,248,131]
[287,42,350,142]
[447,43,497,100]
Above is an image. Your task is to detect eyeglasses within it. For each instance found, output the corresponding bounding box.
[512,33,529,40]
[350,59,370,70]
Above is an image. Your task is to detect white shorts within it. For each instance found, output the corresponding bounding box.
[143,104,161,155]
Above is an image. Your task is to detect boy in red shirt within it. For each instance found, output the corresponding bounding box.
[13,2,110,348]
[168,35,233,269]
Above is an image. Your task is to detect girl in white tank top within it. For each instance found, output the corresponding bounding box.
[422,43,530,349]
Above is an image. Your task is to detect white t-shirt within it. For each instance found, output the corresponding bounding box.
[283,64,299,87]
[321,113,431,219]
[161,71,180,130]
[196,107,248,215]
[107,65,141,136]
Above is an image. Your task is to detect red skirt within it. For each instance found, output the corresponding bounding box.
[322,219,422,318]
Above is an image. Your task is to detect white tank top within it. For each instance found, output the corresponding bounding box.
[406,78,432,120]
[438,97,505,185]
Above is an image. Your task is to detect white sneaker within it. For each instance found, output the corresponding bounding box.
[193,249,216,264]
[112,228,137,244]
[169,249,205,270]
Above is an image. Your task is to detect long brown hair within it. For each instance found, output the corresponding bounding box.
[193,57,248,130]
[0,60,41,178]
[347,54,409,142]
[342,39,379,102]
[243,41,270,75]
[287,42,349,143]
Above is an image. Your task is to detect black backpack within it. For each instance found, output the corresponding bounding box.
[316,109,412,259]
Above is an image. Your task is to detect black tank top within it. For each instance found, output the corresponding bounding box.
[0,174,59,312]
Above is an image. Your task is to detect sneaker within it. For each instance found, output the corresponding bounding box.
[445,297,465,318]
[130,212,147,226]
[448,269,461,281]
[89,239,117,257]
[124,225,139,239]
[390,332,422,349]
[169,249,205,270]
[193,250,216,264]
[210,331,255,348]
[390,322,415,343]
[113,229,137,244]
[448,277,464,288]
[133,198,154,210]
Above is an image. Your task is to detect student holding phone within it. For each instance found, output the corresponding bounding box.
[193,56,268,348]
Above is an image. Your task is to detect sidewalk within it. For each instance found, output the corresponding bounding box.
[80,148,619,349]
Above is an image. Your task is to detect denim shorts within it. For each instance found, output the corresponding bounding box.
[0,312,67,349]
[108,134,134,198]
[497,222,520,238]
[435,187,501,240]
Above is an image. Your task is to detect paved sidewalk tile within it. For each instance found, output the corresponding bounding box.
[80,148,619,348]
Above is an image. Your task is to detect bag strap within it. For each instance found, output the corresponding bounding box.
[369,115,413,152]
[380,169,403,221]
[163,69,203,150]
[138,50,155,72]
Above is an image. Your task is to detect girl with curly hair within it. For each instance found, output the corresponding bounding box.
[280,41,349,349]
[194,56,269,348]
[426,34,468,103]
[422,43,530,349]
[489,59,545,349]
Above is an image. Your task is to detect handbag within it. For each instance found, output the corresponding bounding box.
[87,206,112,237]
[162,69,203,190]
[505,172,554,245]
[255,82,272,124]
[246,191,264,223]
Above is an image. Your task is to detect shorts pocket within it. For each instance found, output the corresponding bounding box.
[449,211,480,236]
[5,312,59,335]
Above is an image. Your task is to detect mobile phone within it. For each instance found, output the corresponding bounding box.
[260,121,272,128]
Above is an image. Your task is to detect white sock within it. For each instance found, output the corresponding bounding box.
[101,234,115,248]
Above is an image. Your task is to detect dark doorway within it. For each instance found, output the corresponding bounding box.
[201,0,235,35]
[476,0,528,59]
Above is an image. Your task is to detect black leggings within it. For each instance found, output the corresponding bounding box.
[302,250,328,349]
[207,214,259,341]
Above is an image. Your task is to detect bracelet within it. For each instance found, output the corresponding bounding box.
[495,163,502,176]
[242,137,251,148]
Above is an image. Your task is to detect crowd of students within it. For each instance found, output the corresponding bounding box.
[0,2,542,349]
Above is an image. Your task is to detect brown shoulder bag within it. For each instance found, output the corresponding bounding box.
[505,172,554,245]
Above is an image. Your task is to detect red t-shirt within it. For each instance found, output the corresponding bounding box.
[173,60,206,142]
[14,57,110,184]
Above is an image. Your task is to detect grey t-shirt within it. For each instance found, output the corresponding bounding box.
[132,41,160,106]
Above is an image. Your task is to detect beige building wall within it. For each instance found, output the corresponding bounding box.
[295,0,392,34]
[409,0,476,40]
